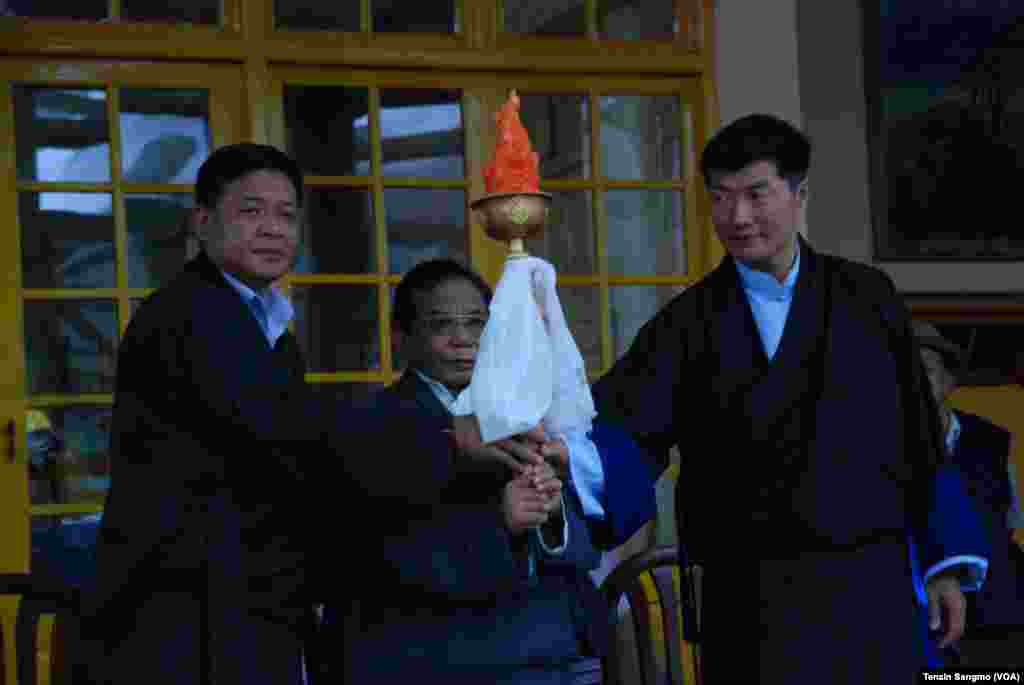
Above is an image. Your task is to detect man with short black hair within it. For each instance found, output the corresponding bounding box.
[89,144,545,685]
[337,257,606,685]
[591,114,988,683]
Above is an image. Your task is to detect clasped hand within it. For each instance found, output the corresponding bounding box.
[450,414,565,477]
[450,415,565,534]
[503,460,562,534]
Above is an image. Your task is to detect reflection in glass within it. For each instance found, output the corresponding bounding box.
[20,192,115,289]
[27,405,111,507]
[599,0,676,40]
[605,189,685,276]
[14,86,111,183]
[373,0,456,33]
[558,286,602,373]
[294,188,375,274]
[525,191,596,274]
[24,300,118,395]
[504,0,585,35]
[610,285,684,358]
[293,285,379,372]
[119,88,210,184]
[379,89,464,178]
[31,512,101,588]
[4,0,107,21]
[126,193,193,288]
[274,0,360,31]
[600,95,681,180]
[518,93,590,179]
[284,85,370,176]
[121,0,219,24]
[384,188,467,273]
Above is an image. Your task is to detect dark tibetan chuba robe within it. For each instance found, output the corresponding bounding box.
[594,241,978,683]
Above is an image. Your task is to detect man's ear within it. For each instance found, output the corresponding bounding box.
[192,205,210,243]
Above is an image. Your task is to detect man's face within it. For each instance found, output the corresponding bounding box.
[400,278,488,393]
[707,160,805,278]
[195,169,300,289]
[920,346,956,409]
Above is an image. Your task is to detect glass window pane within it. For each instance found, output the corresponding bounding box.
[373,0,456,33]
[292,285,380,372]
[121,0,219,24]
[284,85,370,177]
[14,86,111,183]
[275,0,360,31]
[119,88,211,184]
[558,286,602,374]
[605,189,685,276]
[295,188,376,275]
[31,512,101,587]
[27,405,111,507]
[505,0,585,36]
[20,192,115,289]
[385,188,468,273]
[599,0,677,40]
[380,89,464,178]
[24,300,118,395]
[524,191,596,274]
[4,0,107,20]
[600,94,681,180]
[610,285,683,358]
[518,93,590,180]
[125,193,192,288]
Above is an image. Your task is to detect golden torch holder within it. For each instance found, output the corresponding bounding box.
[470,191,552,259]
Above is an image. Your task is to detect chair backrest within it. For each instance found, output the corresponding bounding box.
[0,574,89,685]
[599,546,701,685]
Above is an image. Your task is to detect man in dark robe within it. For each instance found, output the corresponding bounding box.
[86,143,543,685]
[590,114,987,683]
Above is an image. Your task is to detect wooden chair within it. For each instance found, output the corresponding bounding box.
[0,573,90,685]
[600,545,701,685]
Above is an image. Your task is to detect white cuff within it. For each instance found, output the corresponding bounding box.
[563,430,606,520]
[924,555,989,593]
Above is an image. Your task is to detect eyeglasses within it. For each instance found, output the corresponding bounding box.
[419,315,488,337]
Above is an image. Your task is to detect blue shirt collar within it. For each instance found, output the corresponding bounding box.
[218,268,295,345]
[734,243,801,299]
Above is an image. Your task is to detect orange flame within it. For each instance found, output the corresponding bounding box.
[483,90,540,194]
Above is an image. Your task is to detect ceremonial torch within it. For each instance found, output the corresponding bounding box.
[454,90,594,451]
[470,90,552,259]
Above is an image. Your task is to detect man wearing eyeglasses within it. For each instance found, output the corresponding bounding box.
[334,258,607,685]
